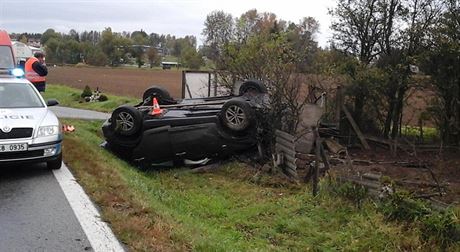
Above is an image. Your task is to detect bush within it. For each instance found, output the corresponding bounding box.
[71,92,80,101]
[379,191,431,222]
[81,85,92,98]
[75,63,88,68]
[98,94,108,102]
[334,182,368,208]
[421,210,460,248]
[378,191,460,248]
[86,49,107,66]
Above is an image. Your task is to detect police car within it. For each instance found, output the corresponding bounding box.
[0,30,62,169]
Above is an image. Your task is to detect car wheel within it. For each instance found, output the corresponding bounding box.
[111,105,143,136]
[220,98,255,132]
[47,153,62,170]
[142,86,175,105]
[239,80,267,96]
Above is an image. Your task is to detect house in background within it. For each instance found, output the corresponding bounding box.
[12,41,43,68]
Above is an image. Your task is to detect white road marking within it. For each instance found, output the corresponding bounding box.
[52,163,125,252]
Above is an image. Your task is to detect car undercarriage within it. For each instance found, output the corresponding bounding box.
[102,80,268,168]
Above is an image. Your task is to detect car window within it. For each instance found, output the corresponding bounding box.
[0,46,15,69]
[0,83,44,108]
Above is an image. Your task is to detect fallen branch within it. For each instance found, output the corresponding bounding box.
[396,180,448,188]
[414,192,445,199]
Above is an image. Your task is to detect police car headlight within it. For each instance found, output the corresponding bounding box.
[11,68,25,77]
[37,125,59,137]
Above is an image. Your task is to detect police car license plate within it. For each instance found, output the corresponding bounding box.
[0,143,28,152]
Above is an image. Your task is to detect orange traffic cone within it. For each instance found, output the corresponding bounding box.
[151,97,164,115]
[62,124,76,132]
[67,125,75,132]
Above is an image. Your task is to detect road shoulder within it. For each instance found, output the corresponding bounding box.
[53,163,125,252]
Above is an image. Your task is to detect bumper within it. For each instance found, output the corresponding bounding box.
[0,140,62,165]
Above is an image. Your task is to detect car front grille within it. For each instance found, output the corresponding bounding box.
[0,128,33,139]
[0,150,44,160]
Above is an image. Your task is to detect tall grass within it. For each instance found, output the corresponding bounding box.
[61,119,432,251]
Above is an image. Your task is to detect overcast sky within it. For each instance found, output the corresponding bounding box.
[0,0,335,47]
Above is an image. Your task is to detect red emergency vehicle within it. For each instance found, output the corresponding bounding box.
[0,30,16,70]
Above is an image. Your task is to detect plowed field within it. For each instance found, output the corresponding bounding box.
[47,66,182,99]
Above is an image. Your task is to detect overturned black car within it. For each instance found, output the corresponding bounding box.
[102,81,268,167]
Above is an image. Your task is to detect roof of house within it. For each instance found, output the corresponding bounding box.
[161,61,180,65]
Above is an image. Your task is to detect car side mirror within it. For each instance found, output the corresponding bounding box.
[47,99,59,106]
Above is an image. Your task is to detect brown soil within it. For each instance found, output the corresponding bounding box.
[343,148,460,205]
[47,66,183,99]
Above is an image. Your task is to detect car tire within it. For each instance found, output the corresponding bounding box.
[142,86,175,105]
[111,105,143,136]
[239,80,267,96]
[47,153,62,170]
[220,98,255,132]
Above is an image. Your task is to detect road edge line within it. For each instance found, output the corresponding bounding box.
[52,163,125,252]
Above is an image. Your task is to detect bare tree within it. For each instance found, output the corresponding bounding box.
[330,0,383,127]
[330,0,443,138]
[330,0,382,64]
[147,47,159,68]
[387,0,443,138]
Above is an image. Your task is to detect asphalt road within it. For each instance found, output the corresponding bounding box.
[0,163,92,251]
[49,106,110,120]
[0,107,123,251]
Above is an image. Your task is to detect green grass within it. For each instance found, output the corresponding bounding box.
[402,125,439,143]
[61,119,434,251]
[43,84,138,112]
[162,55,179,62]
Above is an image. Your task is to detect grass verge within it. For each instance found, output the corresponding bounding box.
[61,118,438,251]
[43,84,138,112]
[401,125,439,143]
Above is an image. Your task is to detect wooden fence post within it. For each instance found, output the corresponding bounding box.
[342,105,371,150]
[335,85,343,128]
[312,127,321,196]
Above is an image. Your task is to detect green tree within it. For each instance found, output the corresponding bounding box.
[68,29,80,42]
[63,38,82,64]
[330,0,384,127]
[330,0,382,65]
[148,33,162,47]
[19,35,28,44]
[100,28,116,66]
[330,0,443,137]
[41,28,60,45]
[181,47,203,69]
[44,37,61,63]
[286,17,319,72]
[220,33,306,133]
[133,48,145,68]
[86,48,108,66]
[146,47,160,68]
[422,0,460,144]
[172,37,196,57]
[202,11,234,63]
[100,28,133,66]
